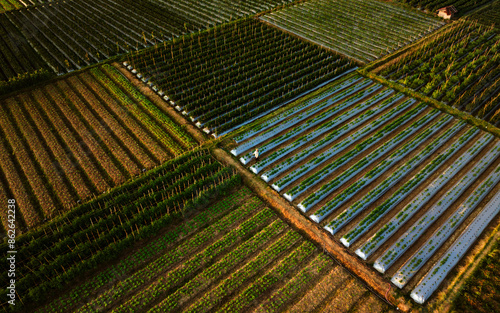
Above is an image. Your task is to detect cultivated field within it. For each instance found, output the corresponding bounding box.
[0,0,41,14]
[34,185,394,313]
[468,0,500,29]
[373,21,500,125]
[451,237,500,312]
[0,149,240,312]
[125,18,355,137]
[0,64,197,232]
[395,0,492,15]
[230,73,500,303]
[260,0,444,63]
[0,0,296,78]
[0,13,49,81]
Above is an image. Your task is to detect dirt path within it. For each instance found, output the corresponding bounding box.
[212,147,410,312]
[112,62,209,145]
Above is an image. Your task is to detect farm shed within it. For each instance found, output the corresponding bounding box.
[437,5,457,19]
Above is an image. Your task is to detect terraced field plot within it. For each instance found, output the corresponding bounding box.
[374,21,500,125]
[125,18,355,138]
[0,0,296,79]
[33,186,394,313]
[0,64,197,232]
[0,149,240,312]
[230,73,500,303]
[260,0,444,63]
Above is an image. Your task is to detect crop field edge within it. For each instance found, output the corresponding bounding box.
[210,146,407,311]
[426,211,500,312]
[359,70,500,139]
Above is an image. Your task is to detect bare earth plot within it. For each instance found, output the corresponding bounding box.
[230,72,500,304]
[0,64,197,232]
[260,0,444,63]
[34,185,395,313]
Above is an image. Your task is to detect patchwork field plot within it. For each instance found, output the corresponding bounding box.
[150,0,298,25]
[396,0,492,15]
[125,18,355,137]
[259,0,444,63]
[0,0,198,76]
[468,0,500,29]
[0,14,50,81]
[0,149,239,312]
[373,21,500,125]
[0,64,197,232]
[32,185,393,313]
[230,73,500,303]
[0,0,299,79]
[451,236,500,312]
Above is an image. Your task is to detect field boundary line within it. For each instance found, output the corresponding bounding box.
[211,146,410,312]
[359,69,500,139]
[429,214,500,312]
[112,62,208,145]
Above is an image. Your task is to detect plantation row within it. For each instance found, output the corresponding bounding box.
[468,0,500,29]
[0,13,49,81]
[34,186,393,313]
[0,0,300,80]
[0,0,45,14]
[0,149,240,312]
[125,18,355,137]
[451,235,500,312]
[230,73,500,303]
[260,0,443,63]
[151,0,298,26]
[0,0,201,76]
[395,0,492,15]
[375,21,500,125]
[0,64,196,233]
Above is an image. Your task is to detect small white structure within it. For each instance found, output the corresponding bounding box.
[437,6,457,19]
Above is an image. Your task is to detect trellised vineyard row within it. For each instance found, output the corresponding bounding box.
[376,21,500,125]
[260,0,444,63]
[0,65,196,232]
[0,149,240,312]
[0,0,297,80]
[125,18,356,137]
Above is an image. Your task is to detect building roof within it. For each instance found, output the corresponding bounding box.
[437,5,458,15]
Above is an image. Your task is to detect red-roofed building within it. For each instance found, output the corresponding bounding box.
[437,6,458,19]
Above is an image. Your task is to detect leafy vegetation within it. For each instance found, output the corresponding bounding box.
[260,0,443,63]
[126,18,355,136]
[376,21,500,125]
[468,0,500,29]
[0,148,239,312]
[0,64,197,231]
[395,0,492,15]
[452,238,500,312]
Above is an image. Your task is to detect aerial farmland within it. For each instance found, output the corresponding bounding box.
[0,0,499,313]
